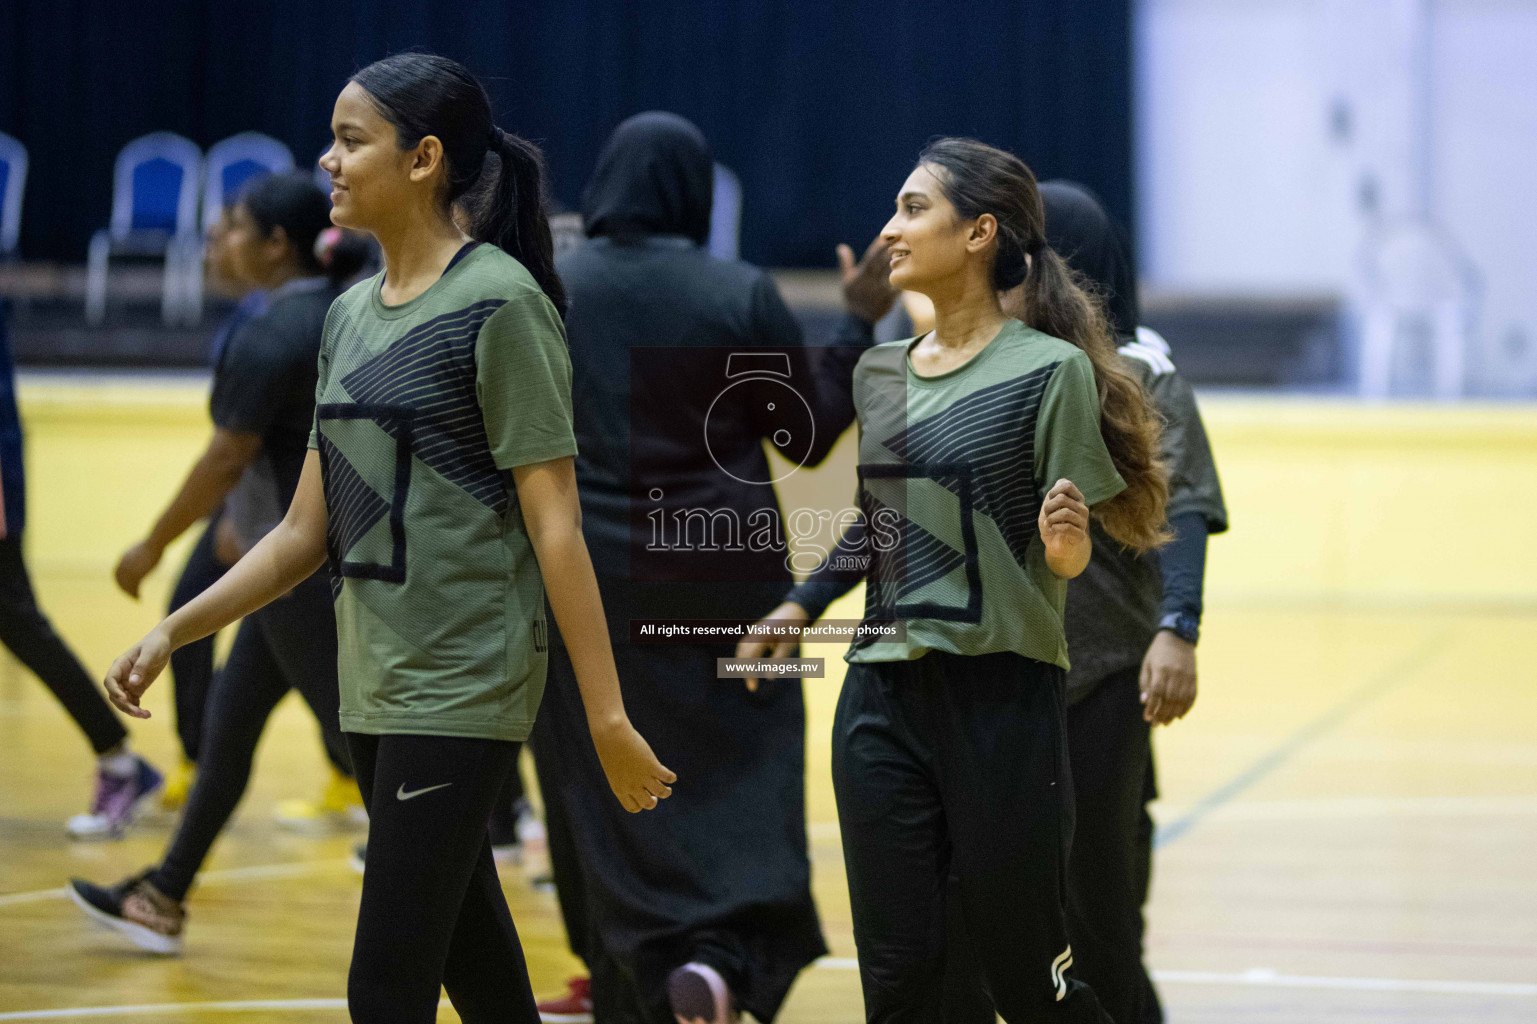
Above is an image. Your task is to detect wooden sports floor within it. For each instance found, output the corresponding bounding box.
[2,378,1534,1022]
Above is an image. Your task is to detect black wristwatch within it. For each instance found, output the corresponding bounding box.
[1158,612,1200,645]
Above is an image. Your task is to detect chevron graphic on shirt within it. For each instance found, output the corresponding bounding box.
[862,501,967,611]
[339,299,509,513]
[316,402,413,585]
[858,461,982,624]
[318,437,389,563]
[877,364,1058,567]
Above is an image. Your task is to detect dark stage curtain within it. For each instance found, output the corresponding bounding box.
[1,0,1131,268]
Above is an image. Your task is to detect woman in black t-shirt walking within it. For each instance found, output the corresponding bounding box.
[69,173,362,953]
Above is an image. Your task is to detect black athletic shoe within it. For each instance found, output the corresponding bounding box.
[67,872,185,955]
[666,962,738,1024]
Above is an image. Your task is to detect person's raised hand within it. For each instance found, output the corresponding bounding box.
[103,626,173,719]
[589,716,676,813]
[735,601,809,693]
[839,237,898,325]
[1140,629,1198,725]
[114,541,163,600]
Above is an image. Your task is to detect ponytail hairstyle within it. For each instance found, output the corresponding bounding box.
[314,226,375,288]
[239,172,331,278]
[350,53,567,318]
[917,138,1170,551]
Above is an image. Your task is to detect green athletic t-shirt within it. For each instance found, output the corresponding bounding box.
[309,244,577,741]
[847,319,1126,669]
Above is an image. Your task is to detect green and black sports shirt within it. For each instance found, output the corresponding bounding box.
[309,244,577,742]
[848,319,1125,669]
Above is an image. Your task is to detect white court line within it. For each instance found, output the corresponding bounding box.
[820,961,1536,996]
[1,966,1533,1017]
[0,999,349,1020]
[0,888,66,909]
[1150,794,1537,824]
[1151,968,1537,997]
[0,859,349,910]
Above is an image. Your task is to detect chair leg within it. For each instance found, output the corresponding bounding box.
[183,238,205,327]
[1433,301,1465,400]
[1359,307,1395,398]
[161,238,183,327]
[85,230,110,326]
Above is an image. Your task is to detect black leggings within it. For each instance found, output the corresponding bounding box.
[0,534,125,754]
[165,516,225,763]
[346,731,539,1024]
[148,573,346,901]
[832,651,1111,1023]
[168,515,349,774]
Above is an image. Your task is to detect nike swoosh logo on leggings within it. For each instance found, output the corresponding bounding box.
[396,782,453,802]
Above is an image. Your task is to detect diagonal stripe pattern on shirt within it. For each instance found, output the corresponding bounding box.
[862,502,967,610]
[318,437,391,566]
[339,300,509,513]
[877,365,1057,567]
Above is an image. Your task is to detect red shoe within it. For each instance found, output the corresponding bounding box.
[537,976,593,1023]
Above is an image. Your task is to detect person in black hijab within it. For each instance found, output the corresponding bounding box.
[938,182,1228,1024]
[531,111,895,1024]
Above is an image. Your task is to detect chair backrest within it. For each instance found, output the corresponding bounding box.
[202,132,295,232]
[709,162,742,261]
[110,132,202,240]
[0,132,26,255]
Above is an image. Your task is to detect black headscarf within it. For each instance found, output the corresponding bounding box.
[581,111,714,245]
[1039,180,1139,337]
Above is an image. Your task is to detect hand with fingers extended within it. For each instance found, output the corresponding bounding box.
[838,237,898,325]
[1038,478,1092,578]
[1140,629,1198,725]
[735,601,809,693]
[103,626,173,719]
[590,716,677,813]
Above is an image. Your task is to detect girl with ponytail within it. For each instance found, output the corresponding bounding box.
[742,138,1165,1022]
[89,53,673,1022]
[920,138,1170,551]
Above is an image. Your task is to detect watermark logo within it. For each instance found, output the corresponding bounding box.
[704,352,816,485]
[643,495,901,575]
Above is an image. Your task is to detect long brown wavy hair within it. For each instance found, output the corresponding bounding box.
[918,138,1170,551]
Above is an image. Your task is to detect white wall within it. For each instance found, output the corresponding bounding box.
[1137,0,1537,391]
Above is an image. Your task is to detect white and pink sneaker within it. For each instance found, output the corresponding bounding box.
[667,963,738,1024]
[66,755,163,840]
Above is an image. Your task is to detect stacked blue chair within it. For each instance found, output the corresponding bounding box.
[0,132,26,260]
[709,162,742,261]
[201,132,294,234]
[85,132,203,326]
[186,132,295,320]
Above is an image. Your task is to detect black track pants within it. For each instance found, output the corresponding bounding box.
[832,650,1112,1023]
[346,731,539,1024]
[939,669,1163,1024]
[0,534,126,754]
[1063,670,1158,1024]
